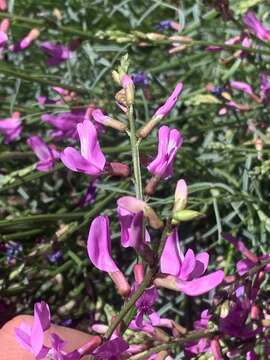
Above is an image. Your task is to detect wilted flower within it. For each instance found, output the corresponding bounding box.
[243,11,270,43]
[61,119,106,176]
[147,126,183,179]
[156,229,224,295]
[27,135,60,172]
[0,112,22,143]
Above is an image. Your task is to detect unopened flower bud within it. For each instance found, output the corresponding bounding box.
[133,263,144,284]
[145,175,161,195]
[173,179,188,213]
[251,304,260,320]
[109,270,131,297]
[92,108,127,131]
[107,162,130,177]
[0,0,7,11]
[210,338,223,360]
[121,74,135,106]
[112,70,121,85]
[172,209,202,224]
[22,28,40,48]
[145,32,166,42]
[0,18,9,33]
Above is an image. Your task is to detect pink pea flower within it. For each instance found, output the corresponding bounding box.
[87,215,130,297]
[134,285,160,328]
[61,119,106,176]
[0,0,7,11]
[41,110,86,140]
[147,125,183,179]
[40,42,72,66]
[0,111,22,143]
[0,18,9,48]
[243,11,270,43]
[157,229,224,296]
[153,82,183,120]
[15,301,51,359]
[10,28,40,52]
[116,196,163,230]
[27,135,60,172]
[117,198,150,249]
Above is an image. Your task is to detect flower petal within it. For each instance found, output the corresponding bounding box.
[177,270,224,296]
[61,147,101,175]
[87,215,119,272]
[179,249,196,280]
[160,229,182,277]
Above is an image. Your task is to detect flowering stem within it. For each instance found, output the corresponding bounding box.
[128,104,143,200]
[105,222,171,339]
[127,330,218,360]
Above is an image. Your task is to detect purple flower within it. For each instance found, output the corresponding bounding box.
[153,82,183,120]
[117,198,150,249]
[10,28,40,52]
[27,135,60,172]
[158,229,224,296]
[93,337,129,360]
[230,80,253,95]
[260,72,270,104]
[147,125,183,179]
[6,242,23,263]
[61,119,106,176]
[134,285,160,328]
[15,301,51,359]
[0,112,22,143]
[47,333,80,360]
[87,215,130,297]
[243,11,270,43]
[156,20,180,32]
[47,250,63,264]
[41,110,86,140]
[78,181,97,207]
[132,72,150,87]
[40,42,71,66]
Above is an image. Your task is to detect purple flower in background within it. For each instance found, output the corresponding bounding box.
[156,20,180,32]
[61,119,106,176]
[243,11,270,43]
[0,112,22,143]
[260,72,270,104]
[78,181,97,207]
[147,125,183,179]
[47,333,80,360]
[47,250,63,264]
[27,135,60,172]
[6,242,23,263]
[132,72,150,87]
[185,310,211,356]
[93,337,129,360]
[157,229,224,296]
[10,28,40,52]
[41,110,86,140]
[40,42,71,66]
[15,301,51,359]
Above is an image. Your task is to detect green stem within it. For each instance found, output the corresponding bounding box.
[128,104,143,200]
